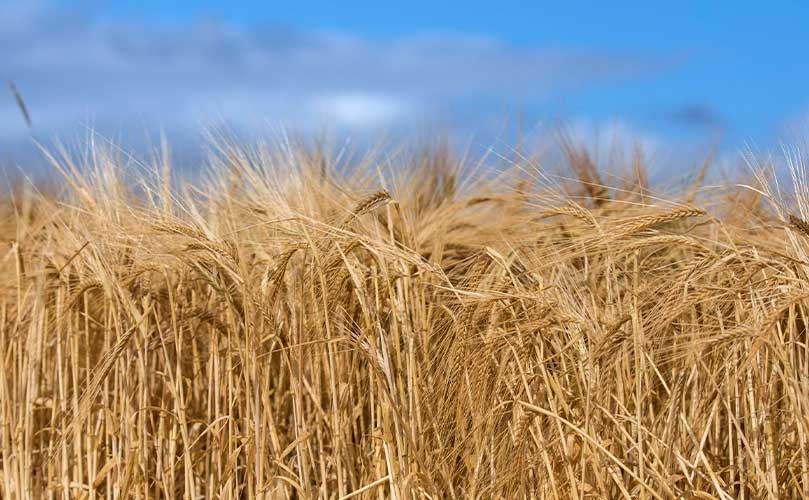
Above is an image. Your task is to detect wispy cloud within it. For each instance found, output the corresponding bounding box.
[0,1,667,147]
[667,104,724,129]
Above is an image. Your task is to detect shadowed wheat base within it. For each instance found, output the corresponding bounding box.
[2,138,809,499]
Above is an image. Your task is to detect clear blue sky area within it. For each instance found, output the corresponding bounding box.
[3,1,809,158]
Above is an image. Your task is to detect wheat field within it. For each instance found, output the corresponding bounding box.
[2,136,809,499]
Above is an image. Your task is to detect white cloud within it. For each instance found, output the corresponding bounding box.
[0,1,666,148]
[311,93,408,128]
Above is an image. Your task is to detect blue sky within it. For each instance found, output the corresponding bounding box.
[2,1,809,163]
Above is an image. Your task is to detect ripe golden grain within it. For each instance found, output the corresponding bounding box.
[1,138,808,498]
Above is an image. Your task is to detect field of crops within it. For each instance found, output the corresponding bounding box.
[2,139,808,498]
